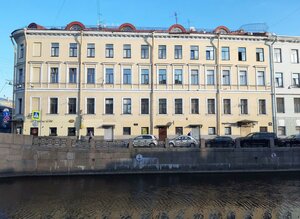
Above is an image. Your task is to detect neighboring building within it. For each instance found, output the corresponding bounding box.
[11,22,273,139]
[273,36,300,137]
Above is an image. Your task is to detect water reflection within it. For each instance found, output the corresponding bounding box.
[0,173,299,218]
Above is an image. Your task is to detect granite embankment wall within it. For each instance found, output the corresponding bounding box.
[0,133,300,177]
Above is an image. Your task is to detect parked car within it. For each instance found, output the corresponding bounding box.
[238,132,278,147]
[168,135,198,147]
[132,134,158,147]
[206,136,235,148]
[280,134,300,147]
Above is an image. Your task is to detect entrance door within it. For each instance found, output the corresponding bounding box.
[240,126,251,136]
[159,127,167,141]
[191,127,200,140]
[30,127,38,136]
[104,126,113,141]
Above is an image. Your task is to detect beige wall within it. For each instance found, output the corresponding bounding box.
[12,29,273,138]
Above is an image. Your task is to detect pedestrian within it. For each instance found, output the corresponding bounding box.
[187,131,191,136]
[88,130,93,143]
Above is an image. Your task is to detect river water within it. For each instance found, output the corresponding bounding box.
[0,173,299,219]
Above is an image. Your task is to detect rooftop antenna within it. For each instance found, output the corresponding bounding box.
[97,0,102,28]
[174,12,178,24]
[187,19,191,28]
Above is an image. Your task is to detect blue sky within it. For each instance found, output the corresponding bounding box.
[1,0,300,99]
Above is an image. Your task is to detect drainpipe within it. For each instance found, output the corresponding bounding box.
[10,35,17,134]
[150,31,155,134]
[215,33,221,136]
[266,34,278,134]
[77,30,83,139]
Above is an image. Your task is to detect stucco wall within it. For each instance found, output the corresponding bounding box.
[0,133,299,177]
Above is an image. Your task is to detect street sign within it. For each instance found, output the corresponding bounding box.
[32,120,38,127]
[32,110,41,121]
[2,108,10,123]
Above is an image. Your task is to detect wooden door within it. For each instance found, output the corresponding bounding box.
[159,127,167,141]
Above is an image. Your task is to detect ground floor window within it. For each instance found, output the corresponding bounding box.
[225,127,231,135]
[49,127,57,136]
[208,127,216,135]
[296,126,300,134]
[175,127,183,135]
[259,126,268,132]
[123,127,131,135]
[141,127,149,134]
[68,127,76,136]
[86,127,94,136]
[278,126,286,136]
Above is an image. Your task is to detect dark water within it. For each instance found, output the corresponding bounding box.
[0,173,299,219]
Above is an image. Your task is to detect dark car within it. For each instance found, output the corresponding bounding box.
[281,134,300,147]
[238,132,278,147]
[206,136,235,148]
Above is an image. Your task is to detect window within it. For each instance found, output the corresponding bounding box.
[292,73,300,87]
[141,45,149,59]
[68,98,76,114]
[18,68,23,84]
[174,69,183,84]
[87,98,95,114]
[87,68,95,84]
[19,44,24,59]
[18,98,22,114]
[190,46,199,60]
[158,45,166,59]
[68,127,76,136]
[259,99,266,114]
[221,47,230,60]
[207,99,215,114]
[222,70,230,85]
[276,98,285,113]
[225,127,231,135]
[239,70,247,85]
[51,43,59,57]
[69,68,77,83]
[191,69,199,85]
[141,99,149,114]
[223,99,231,114]
[159,69,167,84]
[296,126,300,133]
[206,70,215,85]
[105,98,113,114]
[260,127,268,132]
[105,68,114,84]
[69,43,78,57]
[294,98,300,113]
[238,47,246,61]
[123,127,131,135]
[106,44,114,58]
[141,127,149,134]
[206,46,214,60]
[174,45,182,59]
[141,69,149,84]
[123,44,131,58]
[208,127,216,135]
[87,43,95,57]
[123,68,131,84]
[175,127,183,135]
[86,127,94,136]
[159,99,167,114]
[175,99,183,114]
[50,67,59,83]
[49,127,57,136]
[278,126,286,136]
[291,49,299,63]
[240,99,248,114]
[275,72,283,87]
[274,48,282,63]
[191,99,199,114]
[50,98,58,114]
[123,98,132,114]
[257,71,265,86]
[256,48,264,62]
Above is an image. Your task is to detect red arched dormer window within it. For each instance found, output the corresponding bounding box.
[168,24,186,33]
[28,23,45,30]
[65,21,85,31]
[214,26,230,34]
[119,23,136,32]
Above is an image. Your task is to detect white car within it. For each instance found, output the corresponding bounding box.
[169,135,198,147]
[132,134,158,147]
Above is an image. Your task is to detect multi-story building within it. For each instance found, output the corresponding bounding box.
[273,36,300,137]
[11,21,273,140]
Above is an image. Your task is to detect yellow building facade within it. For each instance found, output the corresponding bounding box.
[11,22,273,140]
